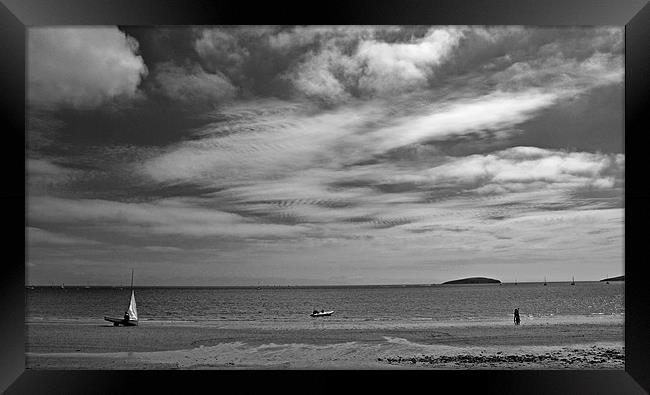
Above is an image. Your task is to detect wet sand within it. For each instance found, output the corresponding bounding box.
[26,320,623,369]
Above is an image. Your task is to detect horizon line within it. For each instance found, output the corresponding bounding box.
[26,278,624,288]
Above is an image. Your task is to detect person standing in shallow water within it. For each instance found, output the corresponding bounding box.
[514,308,521,325]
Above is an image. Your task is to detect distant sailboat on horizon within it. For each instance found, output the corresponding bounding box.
[544,277,547,286]
[104,269,138,327]
[571,276,575,285]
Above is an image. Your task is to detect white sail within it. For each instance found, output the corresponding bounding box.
[127,290,138,321]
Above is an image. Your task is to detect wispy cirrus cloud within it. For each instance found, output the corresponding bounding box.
[27,158,78,190]
[28,196,308,239]
[141,100,376,184]
[27,227,102,246]
[365,90,559,152]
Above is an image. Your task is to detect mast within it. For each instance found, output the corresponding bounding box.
[130,269,134,291]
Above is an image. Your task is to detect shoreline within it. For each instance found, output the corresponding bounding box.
[25,312,624,328]
[26,319,624,369]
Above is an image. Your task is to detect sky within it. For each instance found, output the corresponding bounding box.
[26,26,624,286]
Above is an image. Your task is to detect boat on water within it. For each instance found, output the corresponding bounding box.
[310,310,334,317]
[544,277,547,286]
[104,270,138,327]
[571,276,575,285]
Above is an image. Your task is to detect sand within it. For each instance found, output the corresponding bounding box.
[25,319,624,369]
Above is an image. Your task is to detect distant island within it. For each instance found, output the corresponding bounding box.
[442,277,501,285]
[600,275,624,282]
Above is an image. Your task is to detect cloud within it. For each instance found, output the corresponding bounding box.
[141,100,375,184]
[285,27,466,101]
[203,145,622,238]
[150,62,237,104]
[139,89,562,188]
[489,51,623,93]
[143,246,184,252]
[27,227,102,246]
[27,158,80,194]
[288,47,354,103]
[25,26,624,284]
[194,29,250,78]
[190,26,468,102]
[136,94,623,239]
[418,147,623,195]
[265,26,381,52]
[28,196,307,239]
[138,123,623,243]
[366,90,558,152]
[187,26,623,107]
[28,27,148,108]
[283,26,622,104]
[354,27,466,94]
[28,158,73,180]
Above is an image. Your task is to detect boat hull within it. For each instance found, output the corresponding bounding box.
[104,316,138,326]
[310,311,334,317]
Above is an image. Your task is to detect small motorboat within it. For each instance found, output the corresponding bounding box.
[310,310,334,317]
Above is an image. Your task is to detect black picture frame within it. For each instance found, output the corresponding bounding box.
[3,0,649,393]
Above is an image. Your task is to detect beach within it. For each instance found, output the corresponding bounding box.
[26,319,624,369]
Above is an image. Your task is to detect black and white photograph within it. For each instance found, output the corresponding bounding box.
[25,25,625,370]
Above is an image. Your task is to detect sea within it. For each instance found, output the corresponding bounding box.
[26,282,624,329]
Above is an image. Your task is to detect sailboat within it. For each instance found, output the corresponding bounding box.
[544,277,547,286]
[104,270,138,327]
[571,276,575,286]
